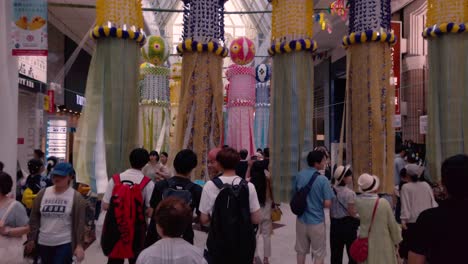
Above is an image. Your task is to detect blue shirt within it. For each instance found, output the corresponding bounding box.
[293,167,335,225]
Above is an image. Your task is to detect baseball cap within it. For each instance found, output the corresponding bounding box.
[51,162,74,177]
[405,164,424,177]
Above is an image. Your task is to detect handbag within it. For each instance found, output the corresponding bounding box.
[350,198,380,262]
[267,172,282,222]
[0,201,27,264]
[290,172,320,216]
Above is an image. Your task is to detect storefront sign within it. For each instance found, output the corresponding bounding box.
[76,95,87,106]
[391,21,402,115]
[12,0,48,56]
[420,115,427,135]
[18,56,47,83]
[393,114,402,128]
[46,119,67,160]
[18,74,47,93]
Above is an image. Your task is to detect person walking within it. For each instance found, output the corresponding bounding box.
[142,151,162,181]
[235,149,249,179]
[408,154,468,264]
[394,145,407,186]
[199,147,261,264]
[25,163,87,264]
[157,152,171,180]
[0,172,30,264]
[330,165,358,264]
[137,197,207,264]
[101,148,155,264]
[354,173,402,264]
[399,164,437,260]
[146,149,202,246]
[248,158,273,264]
[293,150,335,264]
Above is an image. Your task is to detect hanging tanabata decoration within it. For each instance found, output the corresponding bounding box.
[254,63,271,149]
[423,0,468,181]
[269,0,317,201]
[225,37,256,155]
[169,62,182,147]
[343,0,395,193]
[175,0,228,179]
[138,36,171,153]
[74,0,146,193]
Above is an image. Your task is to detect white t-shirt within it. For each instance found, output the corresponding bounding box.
[199,176,261,216]
[137,237,207,264]
[38,187,74,246]
[103,168,155,207]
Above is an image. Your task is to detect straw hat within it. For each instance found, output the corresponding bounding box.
[333,165,351,186]
[358,173,380,193]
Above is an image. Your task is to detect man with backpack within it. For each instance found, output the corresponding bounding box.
[293,150,335,264]
[199,147,261,264]
[145,149,202,246]
[101,148,155,264]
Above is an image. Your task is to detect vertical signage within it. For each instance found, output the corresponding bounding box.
[46,119,68,160]
[391,21,402,116]
[12,0,48,56]
[47,90,55,113]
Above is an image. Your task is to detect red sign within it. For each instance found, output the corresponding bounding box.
[47,90,55,113]
[17,138,24,144]
[391,21,402,115]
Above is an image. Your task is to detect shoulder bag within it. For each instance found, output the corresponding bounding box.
[349,198,380,262]
[0,201,26,264]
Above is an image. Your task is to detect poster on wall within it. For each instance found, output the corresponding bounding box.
[11,0,48,56]
[46,119,68,160]
[18,56,47,83]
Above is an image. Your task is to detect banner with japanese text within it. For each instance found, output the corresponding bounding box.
[12,0,48,56]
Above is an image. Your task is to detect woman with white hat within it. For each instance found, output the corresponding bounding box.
[353,173,402,264]
[330,165,359,264]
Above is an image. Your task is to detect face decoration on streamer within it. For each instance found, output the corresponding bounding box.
[229,37,255,65]
[255,64,271,83]
[171,62,182,79]
[141,35,170,66]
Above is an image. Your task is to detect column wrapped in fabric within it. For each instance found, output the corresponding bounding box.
[269,0,316,201]
[343,0,395,193]
[254,64,271,150]
[74,0,146,193]
[174,0,228,179]
[423,0,468,182]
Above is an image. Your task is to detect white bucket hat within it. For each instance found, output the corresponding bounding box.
[333,165,351,186]
[358,173,380,193]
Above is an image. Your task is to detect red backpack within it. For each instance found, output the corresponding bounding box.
[101,174,151,259]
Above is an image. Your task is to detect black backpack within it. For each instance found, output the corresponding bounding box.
[162,178,194,206]
[290,171,320,216]
[205,177,256,264]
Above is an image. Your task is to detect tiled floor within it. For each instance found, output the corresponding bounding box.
[83,204,348,264]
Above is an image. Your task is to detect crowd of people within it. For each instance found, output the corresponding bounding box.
[0,145,466,264]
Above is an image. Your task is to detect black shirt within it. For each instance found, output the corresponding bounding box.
[235,160,249,179]
[409,199,468,264]
[145,176,202,246]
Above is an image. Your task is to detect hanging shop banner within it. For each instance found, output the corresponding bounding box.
[11,0,48,56]
[391,21,402,116]
[46,119,68,160]
[47,90,55,113]
[419,115,427,135]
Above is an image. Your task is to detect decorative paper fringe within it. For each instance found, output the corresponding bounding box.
[74,39,140,193]
[426,34,468,182]
[270,52,314,202]
[173,52,223,180]
[347,43,394,193]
